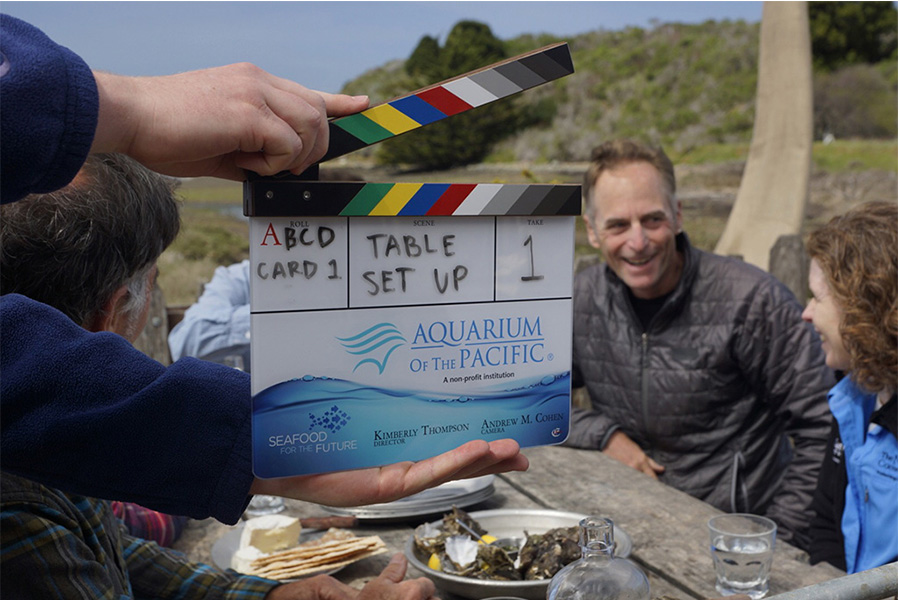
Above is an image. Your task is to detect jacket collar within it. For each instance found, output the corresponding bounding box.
[873,392,898,437]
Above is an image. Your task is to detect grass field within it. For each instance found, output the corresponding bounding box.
[159,139,897,307]
[673,139,899,172]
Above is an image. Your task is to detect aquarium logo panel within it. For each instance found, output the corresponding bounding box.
[251,300,571,477]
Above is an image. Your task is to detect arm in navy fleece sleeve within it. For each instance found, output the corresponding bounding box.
[0,14,98,204]
[0,294,254,524]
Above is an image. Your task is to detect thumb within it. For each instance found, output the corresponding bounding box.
[318,91,370,117]
[649,457,665,473]
[378,553,408,583]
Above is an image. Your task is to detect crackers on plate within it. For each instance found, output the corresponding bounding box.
[246,527,387,580]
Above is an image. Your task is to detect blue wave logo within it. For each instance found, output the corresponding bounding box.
[309,405,351,433]
[336,323,406,374]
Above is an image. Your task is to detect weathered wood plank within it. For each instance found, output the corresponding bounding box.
[769,233,808,302]
[499,446,845,598]
[172,447,843,599]
[133,283,170,365]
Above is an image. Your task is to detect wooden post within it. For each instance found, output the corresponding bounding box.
[133,283,171,365]
[574,253,601,274]
[572,254,601,410]
[769,234,808,302]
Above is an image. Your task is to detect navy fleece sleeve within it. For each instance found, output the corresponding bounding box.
[0,14,98,203]
[0,294,254,524]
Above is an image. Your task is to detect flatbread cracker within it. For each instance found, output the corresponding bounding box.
[255,545,388,579]
[251,539,382,570]
[303,528,357,545]
[249,547,381,578]
[246,530,387,580]
[250,537,383,572]
[251,536,381,565]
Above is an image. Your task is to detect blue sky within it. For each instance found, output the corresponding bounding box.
[4,1,762,93]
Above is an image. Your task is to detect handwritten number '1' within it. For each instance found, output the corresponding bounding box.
[522,235,544,281]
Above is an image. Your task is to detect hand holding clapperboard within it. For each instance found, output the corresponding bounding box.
[245,44,579,478]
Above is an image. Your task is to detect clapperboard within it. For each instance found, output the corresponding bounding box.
[246,44,579,477]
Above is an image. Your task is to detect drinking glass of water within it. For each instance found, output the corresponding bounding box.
[707,513,777,599]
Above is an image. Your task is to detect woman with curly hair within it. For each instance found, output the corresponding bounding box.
[803,201,898,573]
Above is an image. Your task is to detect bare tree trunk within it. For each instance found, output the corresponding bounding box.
[714,1,813,270]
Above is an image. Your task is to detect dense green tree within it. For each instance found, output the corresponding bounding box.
[440,21,507,76]
[378,20,527,170]
[379,104,516,170]
[809,1,898,70]
[814,64,898,138]
[406,35,442,82]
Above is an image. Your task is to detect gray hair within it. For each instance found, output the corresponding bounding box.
[582,139,677,221]
[0,153,181,328]
[119,262,158,335]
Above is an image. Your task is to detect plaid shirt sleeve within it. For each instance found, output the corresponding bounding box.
[121,529,280,600]
[0,479,281,600]
[111,501,189,547]
[1,495,135,598]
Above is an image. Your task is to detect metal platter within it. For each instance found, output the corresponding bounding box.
[318,475,495,521]
[405,508,633,600]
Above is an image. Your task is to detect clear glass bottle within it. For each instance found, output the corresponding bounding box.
[546,516,650,600]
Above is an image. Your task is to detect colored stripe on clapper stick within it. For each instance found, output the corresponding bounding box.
[334,183,581,217]
[322,43,574,162]
[241,181,580,217]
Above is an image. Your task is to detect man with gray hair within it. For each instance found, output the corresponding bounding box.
[0,153,439,599]
[0,153,180,339]
[568,139,834,550]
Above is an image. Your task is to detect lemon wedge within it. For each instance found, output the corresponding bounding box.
[427,553,441,570]
[480,534,497,544]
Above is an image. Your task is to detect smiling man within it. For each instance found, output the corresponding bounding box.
[566,139,834,551]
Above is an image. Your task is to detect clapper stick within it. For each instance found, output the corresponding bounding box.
[322,42,574,162]
[244,43,579,218]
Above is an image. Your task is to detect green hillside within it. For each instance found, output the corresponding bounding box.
[340,18,896,167]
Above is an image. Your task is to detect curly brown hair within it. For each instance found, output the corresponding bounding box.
[806,201,898,394]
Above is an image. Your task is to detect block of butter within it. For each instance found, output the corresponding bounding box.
[239,514,301,554]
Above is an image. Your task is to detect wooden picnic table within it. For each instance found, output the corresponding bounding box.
[173,444,845,599]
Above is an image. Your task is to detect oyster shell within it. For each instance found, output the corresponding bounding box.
[473,542,522,581]
[518,526,580,580]
[417,508,581,582]
[413,521,445,556]
[444,535,479,574]
[441,506,487,538]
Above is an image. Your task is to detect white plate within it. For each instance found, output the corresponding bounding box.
[211,526,344,580]
[405,509,633,600]
[319,475,495,521]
